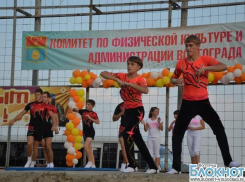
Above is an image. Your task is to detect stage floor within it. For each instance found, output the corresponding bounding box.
[0,170,190,182]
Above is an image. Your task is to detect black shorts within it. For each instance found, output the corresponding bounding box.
[83,129,95,141]
[27,125,43,142]
[43,130,53,139]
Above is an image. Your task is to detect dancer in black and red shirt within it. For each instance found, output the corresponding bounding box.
[113,102,129,171]
[73,99,100,168]
[10,88,56,167]
[101,56,158,174]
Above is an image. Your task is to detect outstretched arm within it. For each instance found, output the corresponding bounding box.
[9,110,27,125]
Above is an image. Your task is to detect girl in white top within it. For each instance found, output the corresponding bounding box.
[187,115,205,164]
[141,107,163,169]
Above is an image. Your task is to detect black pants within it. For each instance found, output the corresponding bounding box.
[123,106,157,170]
[172,99,232,172]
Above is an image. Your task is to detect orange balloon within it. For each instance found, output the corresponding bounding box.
[67,135,75,143]
[87,79,93,85]
[80,70,88,78]
[73,70,81,78]
[227,66,234,73]
[234,77,242,84]
[66,161,73,167]
[73,96,80,103]
[241,73,245,81]
[107,80,114,87]
[72,118,80,126]
[66,154,74,162]
[67,113,76,120]
[141,73,147,78]
[103,80,110,88]
[76,151,82,159]
[234,63,242,70]
[89,72,97,80]
[211,78,219,84]
[76,101,84,109]
[146,78,155,86]
[82,80,89,88]
[213,72,223,80]
[69,89,77,97]
[79,130,83,136]
[162,69,170,77]
[64,130,71,136]
[146,72,151,78]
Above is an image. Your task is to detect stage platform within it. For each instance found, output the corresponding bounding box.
[0,170,190,182]
[5,167,117,171]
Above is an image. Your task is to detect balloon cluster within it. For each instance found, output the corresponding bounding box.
[69,70,97,88]
[209,64,245,85]
[64,89,85,167]
[141,69,175,88]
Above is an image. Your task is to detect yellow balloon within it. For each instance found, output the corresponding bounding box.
[162,77,170,85]
[75,77,83,84]
[77,89,85,97]
[156,79,163,87]
[208,73,214,82]
[75,135,82,143]
[70,77,76,84]
[168,72,173,78]
[114,81,120,88]
[74,143,82,150]
[79,97,85,102]
[66,122,74,131]
[84,74,91,80]
[71,128,79,136]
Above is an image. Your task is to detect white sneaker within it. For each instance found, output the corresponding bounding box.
[84,161,92,168]
[123,167,138,173]
[145,169,159,174]
[91,165,96,168]
[166,168,181,174]
[228,161,241,167]
[46,164,50,168]
[29,161,36,168]
[120,163,126,172]
[24,161,31,168]
[49,163,54,168]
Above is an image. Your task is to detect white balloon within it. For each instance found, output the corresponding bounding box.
[94,78,102,84]
[68,101,76,109]
[72,158,78,165]
[76,124,81,130]
[220,75,229,85]
[75,113,81,119]
[68,147,76,154]
[226,72,234,81]
[150,71,158,79]
[242,65,245,72]
[99,75,106,81]
[93,81,100,88]
[69,97,74,102]
[158,72,163,78]
[233,69,242,77]
[64,142,73,149]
